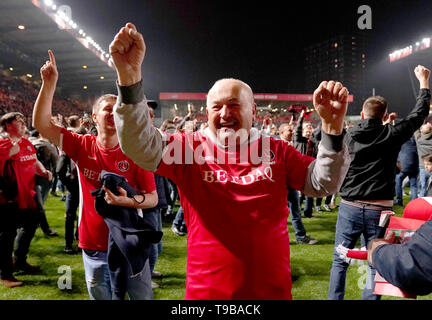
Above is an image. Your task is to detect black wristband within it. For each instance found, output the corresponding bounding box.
[117,79,144,105]
[132,193,145,205]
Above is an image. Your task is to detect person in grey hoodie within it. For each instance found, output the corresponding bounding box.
[415,122,432,196]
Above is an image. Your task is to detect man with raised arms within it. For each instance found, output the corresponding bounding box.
[111,23,351,299]
[33,50,158,300]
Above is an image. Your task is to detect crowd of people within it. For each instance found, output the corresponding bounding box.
[0,72,87,119]
[0,22,432,300]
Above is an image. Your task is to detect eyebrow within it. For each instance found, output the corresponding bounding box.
[210,97,240,104]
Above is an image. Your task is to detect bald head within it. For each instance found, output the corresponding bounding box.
[205,78,257,146]
[207,78,254,107]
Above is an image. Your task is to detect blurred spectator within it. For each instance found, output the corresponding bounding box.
[0,112,52,288]
[31,130,58,236]
[415,122,432,196]
[394,135,419,206]
[294,110,318,218]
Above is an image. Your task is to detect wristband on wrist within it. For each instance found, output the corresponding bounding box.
[132,194,145,205]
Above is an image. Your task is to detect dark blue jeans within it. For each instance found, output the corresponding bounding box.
[65,190,79,248]
[149,208,163,273]
[395,171,418,205]
[419,169,430,197]
[287,189,306,241]
[173,206,186,231]
[328,201,386,300]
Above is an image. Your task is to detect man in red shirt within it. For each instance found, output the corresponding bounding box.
[110,23,351,299]
[0,112,52,288]
[33,51,158,300]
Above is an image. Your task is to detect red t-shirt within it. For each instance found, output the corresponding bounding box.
[60,128,156,251]
[0,137,37,209]
[156,130,314,299]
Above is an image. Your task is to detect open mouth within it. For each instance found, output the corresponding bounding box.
[219,121,237,130]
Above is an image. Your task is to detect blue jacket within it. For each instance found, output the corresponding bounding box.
[91,171,163,299]
[397,136,419,175]
[373,219,432,296]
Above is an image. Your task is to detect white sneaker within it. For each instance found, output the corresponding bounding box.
[151,281,159,289]
[323,204,332,212]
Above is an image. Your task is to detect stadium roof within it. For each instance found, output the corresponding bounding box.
[0,0,116,97]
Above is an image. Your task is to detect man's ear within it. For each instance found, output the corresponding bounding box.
[360,111,365,120]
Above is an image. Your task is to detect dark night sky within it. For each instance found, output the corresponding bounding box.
[58,0,432,108]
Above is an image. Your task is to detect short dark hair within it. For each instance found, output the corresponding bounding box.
[422,153,432,163]
[30,129,40,138]
[362,96,388,119]
[68,115,80,128]
[0,112,25,131]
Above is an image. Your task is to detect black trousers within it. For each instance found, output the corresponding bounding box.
[0,202,38,279]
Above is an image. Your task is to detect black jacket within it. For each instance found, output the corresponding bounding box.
[397,136,419,175]
[373,219,432,296]
[91,171,163,299]
[293,115,318,157]
[56,152,78,194]
[340,88,431,201]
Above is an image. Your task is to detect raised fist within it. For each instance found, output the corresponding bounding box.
[109,22,146,86]
[313,80,349,135]
[414,65,430,82]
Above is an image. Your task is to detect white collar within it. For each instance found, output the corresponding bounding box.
[203,127,261,149]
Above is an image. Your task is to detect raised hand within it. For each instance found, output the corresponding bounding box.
[40,50,58,89]
[313,81,349,135]
[383,112,397,125]
[414,65,430,81]
[414,65,430,89]
[109,22,145,86]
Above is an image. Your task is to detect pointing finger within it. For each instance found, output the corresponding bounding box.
[48,50,56,66]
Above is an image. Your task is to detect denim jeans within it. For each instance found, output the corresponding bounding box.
[419,169,431,197]
[395,171,418,204]
[287,189,306,241]
[82,249,153,300]
[34,182,55,234]
[149,208,163,273]
[173,206,186,231]
[65,190,79,248]
[328,202,386,300]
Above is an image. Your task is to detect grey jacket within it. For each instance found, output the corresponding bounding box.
[113,80,350,198]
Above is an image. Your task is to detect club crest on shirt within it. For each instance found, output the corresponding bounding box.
[258,150,275,164]
[27,146,33,152]
[117,160,130,172]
